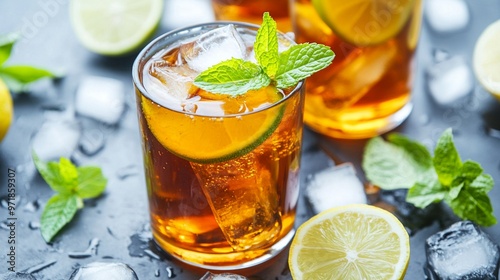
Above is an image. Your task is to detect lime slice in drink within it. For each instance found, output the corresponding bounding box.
[70,0,163,56]
[141,86,285,164]
[312,0,414,46]
[473,19,500,100]
[289,204,410,280]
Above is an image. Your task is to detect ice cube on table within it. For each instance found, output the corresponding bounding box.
[305,163,367,214]
[75,76,125,125]
[425,221,500,280]
[0,272,36,280]
[200,272,248,280]
[32,119,81,162]
[427,56,473,106]
[180,24,247,72]
[69,262,138,280]
[425,0,470,33]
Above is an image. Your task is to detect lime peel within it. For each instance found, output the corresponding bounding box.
[70,0,164,56]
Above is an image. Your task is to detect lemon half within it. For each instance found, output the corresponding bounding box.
[289,204,410,280]
[0,78,13,142]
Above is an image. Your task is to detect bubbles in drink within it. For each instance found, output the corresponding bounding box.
[425,221,500,279]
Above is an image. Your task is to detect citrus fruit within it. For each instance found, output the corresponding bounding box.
[289,204,410,280]
[70,0,163,56]
[141,86,284,164]
[473,19,500,100]
[0,78,13,142]
[312,0,414,46]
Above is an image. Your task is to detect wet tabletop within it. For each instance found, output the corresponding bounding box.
[1,0,500,279]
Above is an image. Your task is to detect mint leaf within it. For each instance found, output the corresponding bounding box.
[469,173,494,192]
[41,194,80,242]
[275,43,334,88]
[255,12,279,78]
[448,187,496,227]
[193,13,334,95]
[407,181,447,208]
[362,135,435,190]
[59,157,78,190]
[387,133,433,169]
[194,58,271,96]
[32,151,72,194]
[0,33,18,66]
[433,128,462,186]
[76,166,107,198]
[33,154,107,241]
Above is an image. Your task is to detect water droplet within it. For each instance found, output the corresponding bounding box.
[68,238,100,258]
[486,127,500,139]
[29,221,40,230]
[24,200,40,212]
[116,165,140,180]
[155,269,160,277]
[166,267,176,278]
[24,260,57,274]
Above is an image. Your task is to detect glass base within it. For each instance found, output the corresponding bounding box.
[304,102,413,139]
[153,229,295,272]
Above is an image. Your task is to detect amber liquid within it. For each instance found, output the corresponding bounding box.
[212,0,292,32]
[292,0,423,138]
[135,38,304,266]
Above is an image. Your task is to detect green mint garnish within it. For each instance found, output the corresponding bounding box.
[193,58,271,95]
[362,128,496,227]
[33,152,107,242]
[0,33,59,92]
[193,12,334,95]
[255,12,279,78]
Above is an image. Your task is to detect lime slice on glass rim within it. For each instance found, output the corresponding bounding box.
[141,86,285,164]
[70,0,163,56]
[473,19,500,100]
[311,0,414,46]
[289,204,410,280]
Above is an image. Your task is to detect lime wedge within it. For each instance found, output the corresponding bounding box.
[70,0,163,56]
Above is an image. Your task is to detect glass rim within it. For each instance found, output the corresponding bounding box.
[132,21,304,118]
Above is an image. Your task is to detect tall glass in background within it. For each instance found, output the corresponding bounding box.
[212,0,292,32]
[291,0,423,138]
[132,22,305,270]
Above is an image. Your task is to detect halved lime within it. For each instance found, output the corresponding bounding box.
[473,19,500,100]
[70,0,163,56]
[141,86,285,164]
[312,0,414,46]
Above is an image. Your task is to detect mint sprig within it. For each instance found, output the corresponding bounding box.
[33,152,107,242]
[362,128,496,227]
[193,12,334,95]
[0,33,59,92]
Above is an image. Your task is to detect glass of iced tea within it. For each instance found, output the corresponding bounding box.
[132,22,304,269]
[211,0,292,32]
[291,0,423,138]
